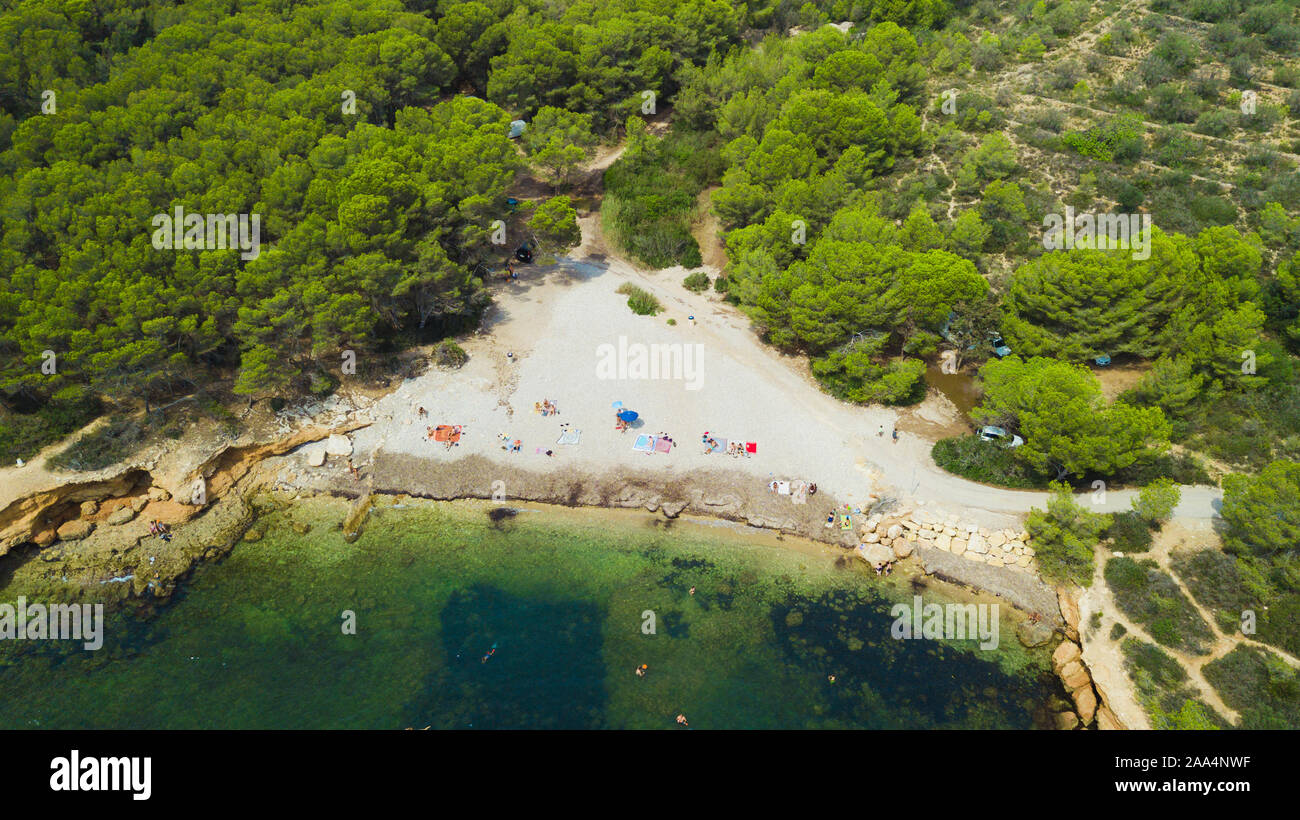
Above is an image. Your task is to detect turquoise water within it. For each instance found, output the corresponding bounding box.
[0,498,1064,729]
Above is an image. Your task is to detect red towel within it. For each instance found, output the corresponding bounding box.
[746,442,757,453]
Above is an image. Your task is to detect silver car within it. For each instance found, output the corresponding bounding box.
[978,426,1024,447]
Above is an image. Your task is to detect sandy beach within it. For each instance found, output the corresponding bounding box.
[320,229,1221,534]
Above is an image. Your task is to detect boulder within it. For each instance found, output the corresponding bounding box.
[967,533,986,554]
[1059,588,1081,640]
[1060,661,1091,691]
[863,532,880,544]
[662,500,687,518]
[892,541,914,559]
[951,538,967,556]
[325,434,352,457]
[936,533,952,550]
[131,496,149,513]
[1053,640,1082,669]
[1073,686,1098,725]
[80,501,99,517]
[1017,619,1056,647]
[33,528,57,547]
[57,519,94,541]
[859,543,894,565]
[1095,705,1125,731]
[306,447,326,467]
[106,507,136,526]
[148,487,171,502]
[988,531,1006,548]
[1055,711,1079,731]
[886,524,903,540]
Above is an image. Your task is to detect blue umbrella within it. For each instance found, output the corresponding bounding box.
[617,410,638,423]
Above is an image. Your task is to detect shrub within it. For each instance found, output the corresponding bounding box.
[616,283,663,316]
[1106,511,1155,553]
[682,272,710,293]
[1131,477,1181,524]
[811,350,926,405]
[713,276,730,293]
[931,435,1051,489]
[1026,482,1112,586]
[433,340,469,369]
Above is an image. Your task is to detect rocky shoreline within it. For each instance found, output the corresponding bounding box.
[0,421,1122,729]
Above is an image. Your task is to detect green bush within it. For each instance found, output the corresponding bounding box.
[433,340,469,369]
[713,276,730,293]
[811,350,926,406]
[1204,645,1300,729]
[1106,511,1155,553]
[604,127,719,269]
[682,272,710,293]
[1026,483,1112,587]
[931,435,1051,489]
[616,283,663,316]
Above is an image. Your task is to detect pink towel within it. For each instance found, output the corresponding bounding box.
[655,437,672,454]
[745,442,757,453]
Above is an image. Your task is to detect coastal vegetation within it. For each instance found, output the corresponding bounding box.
[1023,482,1110,587]
[615,282,663,317]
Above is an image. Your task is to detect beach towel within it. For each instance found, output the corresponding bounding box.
[557,428,581,446]
[705,437,727,454]
[632,434,656,453]
[654,437,672,454]
[776,480,790,495]
[433,425,461,443]
[745,442,757,454]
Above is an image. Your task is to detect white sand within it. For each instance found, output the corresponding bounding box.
[347,243,1222,529]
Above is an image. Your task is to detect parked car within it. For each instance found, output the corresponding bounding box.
[978,426,1024,447]
[989,333,1012,359]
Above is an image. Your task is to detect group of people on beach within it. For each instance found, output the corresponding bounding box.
[497,433,522,453]
[699,432,749,457]
[534,399,558,416]
[874,561,894,577]
[148,520,172,542]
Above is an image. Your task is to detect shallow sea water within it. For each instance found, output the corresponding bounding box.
[0,498,1064,729]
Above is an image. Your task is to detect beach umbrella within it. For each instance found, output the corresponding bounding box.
[617,410,638,423]
[612,401,624,409]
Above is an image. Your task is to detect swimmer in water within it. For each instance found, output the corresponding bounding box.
[676,713,689,727]
[481,643,497,663]
[635,664,648,678]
